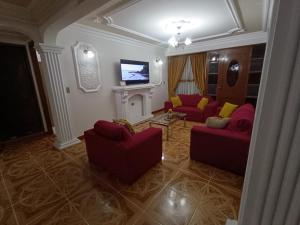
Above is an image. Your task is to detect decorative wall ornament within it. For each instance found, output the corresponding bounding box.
[72,42,101,92]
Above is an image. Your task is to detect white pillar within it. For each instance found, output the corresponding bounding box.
[39,44,80,149]
[236,0,300,225]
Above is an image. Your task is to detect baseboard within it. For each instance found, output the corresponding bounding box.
[53,138,81,150]
[78,135,84,140]
[152,108,164,114]
[225,219,238,225]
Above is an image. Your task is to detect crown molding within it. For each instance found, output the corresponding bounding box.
[103,17,163,43]
[101,0,245,45]
[225,0,245,31]
[67,23,166,50]
[165,31,267,56]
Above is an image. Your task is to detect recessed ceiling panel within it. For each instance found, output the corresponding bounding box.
[106,0,241,43]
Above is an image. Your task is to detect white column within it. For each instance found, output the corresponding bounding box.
[236,0,300,225]
[39,44,80,149]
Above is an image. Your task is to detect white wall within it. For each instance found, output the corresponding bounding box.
[56,24,168,137]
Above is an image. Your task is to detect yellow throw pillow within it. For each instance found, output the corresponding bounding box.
[113,119,135,134]
[197,97,209,111]
[170,96,182,108]
[219,102,238,118]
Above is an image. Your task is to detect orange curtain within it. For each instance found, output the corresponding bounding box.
[190,53,208,95]
[168,55,188,98]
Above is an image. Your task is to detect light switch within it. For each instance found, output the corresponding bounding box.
[66,87,70,93]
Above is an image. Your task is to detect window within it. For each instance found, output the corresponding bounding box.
[175,56,200,95]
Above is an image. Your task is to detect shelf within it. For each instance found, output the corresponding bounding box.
[251,57,264,60]
[209,61,218,63]
[248,84,260,87]
[249,71,262,74]
[208,73,218,75]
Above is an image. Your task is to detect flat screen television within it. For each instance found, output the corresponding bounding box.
[120,59,149,85]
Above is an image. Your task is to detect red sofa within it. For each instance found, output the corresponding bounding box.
[190,104,255,175]
[164,94,219,122]
[84,120,162,184]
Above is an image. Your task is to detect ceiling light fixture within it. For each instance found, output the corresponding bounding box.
[167,20,193,48]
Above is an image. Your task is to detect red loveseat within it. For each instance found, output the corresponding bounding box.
[190,104,255,175]
[84,120,162,184]
[164,94,219,122]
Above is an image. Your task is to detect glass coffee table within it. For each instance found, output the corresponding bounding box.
[149,112,187,141]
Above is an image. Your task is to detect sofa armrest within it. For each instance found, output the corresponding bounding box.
[191,125,250,142]
[203,101,219,119]
[190,125,250,175]
[131,127,162,149]
[164,101,173,112]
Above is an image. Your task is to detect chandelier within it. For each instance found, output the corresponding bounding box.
[167,20,192,48]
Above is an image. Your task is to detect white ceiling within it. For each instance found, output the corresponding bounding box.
[80,0,264,45]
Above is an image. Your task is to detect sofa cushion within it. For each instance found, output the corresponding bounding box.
[170,96,182,108]
[173,106,200,114]
[197,97,209,111]
[94,120,132,141]
[219,102,238,118]
[178,94,202,107]
[206,117,231,129]
[227,104,255,134]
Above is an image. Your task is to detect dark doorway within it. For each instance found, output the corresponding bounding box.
[0,43,44,141]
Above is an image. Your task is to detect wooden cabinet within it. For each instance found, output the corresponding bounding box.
[206,44,266,105]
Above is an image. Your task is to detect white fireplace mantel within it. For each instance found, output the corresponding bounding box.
[112,84,155,124]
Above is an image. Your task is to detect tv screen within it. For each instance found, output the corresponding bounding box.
[120,59,149,85]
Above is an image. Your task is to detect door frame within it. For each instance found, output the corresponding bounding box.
[0,40,52,134]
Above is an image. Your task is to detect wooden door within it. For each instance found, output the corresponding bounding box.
[216,46,252,105]
[0,43,44,141]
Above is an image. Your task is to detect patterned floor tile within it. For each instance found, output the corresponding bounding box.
[68,181,142,225]
[147,187,198,225]
[0,205,18,225]
[0,120,243,225]
[13,197,87,225]
[181,160,244,190]
[166,171,241,225]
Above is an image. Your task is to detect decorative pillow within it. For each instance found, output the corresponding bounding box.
[206,117,231,129]
[113,119,135,134]
[197,97,209,111]
[94,120,132,141]
[219,102,238,118]
[170,96,182,108]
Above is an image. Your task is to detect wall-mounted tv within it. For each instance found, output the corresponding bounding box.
[120,59,149,85]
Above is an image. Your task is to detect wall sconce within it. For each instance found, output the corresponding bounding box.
[155,57,163,65]
[83,49,95,58]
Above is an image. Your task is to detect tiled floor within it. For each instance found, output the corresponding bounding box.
[0,121,243,225]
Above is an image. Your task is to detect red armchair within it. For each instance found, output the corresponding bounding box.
[164,94,219,122]
[190,104,255,175]
[84,120,162,184]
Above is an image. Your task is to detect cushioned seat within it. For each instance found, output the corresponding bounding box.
[190,103,255,175]
[164,94,219,122]
[84,120,163,184]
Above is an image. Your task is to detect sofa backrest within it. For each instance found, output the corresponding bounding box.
[178,94,202,107]
[227,103,255,134]
[94,120,132,141]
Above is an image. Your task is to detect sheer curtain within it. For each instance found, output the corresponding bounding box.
[176,56,200,95]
